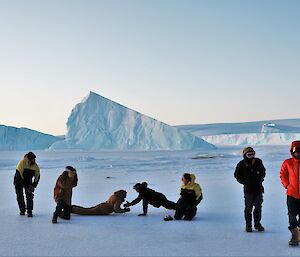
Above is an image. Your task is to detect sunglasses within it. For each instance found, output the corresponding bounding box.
[245,152,255,158]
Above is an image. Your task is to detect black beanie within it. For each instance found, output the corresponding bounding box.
[26,152,36,160]
[133,183,142,190]
[183,173,192,182]
[66,166,76,172]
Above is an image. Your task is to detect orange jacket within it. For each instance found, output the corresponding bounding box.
[280,141,300,199]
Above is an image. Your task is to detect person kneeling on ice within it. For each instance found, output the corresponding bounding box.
[52,166,78,224]
[280,141,300,246]
[124,182,176,216]
[71,190,130,215]
[173,173,202,221]
[234,147,266,232]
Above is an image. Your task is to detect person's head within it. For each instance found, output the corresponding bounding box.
[65,166,76,178]
[26,152,36,165]
[133,182,147,192]
[243,147,255,161]
[114,190,127,200]
[182,173,192,185]
[290,141,300,159]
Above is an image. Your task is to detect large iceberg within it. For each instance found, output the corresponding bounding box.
[0,125,62,150]
[50,92,215,150]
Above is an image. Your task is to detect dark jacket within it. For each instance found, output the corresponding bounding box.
[54,171,78,206]
[180,174,202,205]
[234,158,266,194]
[130,187,167,208]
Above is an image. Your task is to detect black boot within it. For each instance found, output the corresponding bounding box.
[27,211,33,217]
[254,209,264,231]
[246,224,253,232]
[52,213,58,224]
[254,222,264,231]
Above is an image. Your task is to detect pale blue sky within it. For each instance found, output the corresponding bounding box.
[0,0,299,135]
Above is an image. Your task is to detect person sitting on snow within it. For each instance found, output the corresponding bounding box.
[71,190,130,215]
[52,166,78,224]
[173,173,202,221]
[124,182,176,216]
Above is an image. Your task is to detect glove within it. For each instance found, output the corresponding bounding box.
[138,213,147,216]
[123,201,131,208]
[124,207,130,212]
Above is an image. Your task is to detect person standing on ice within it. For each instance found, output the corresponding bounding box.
[234,147,265,232]
[71,190,130,215]
[173,173,202,221]
[280,140,300,246]
[124,182,176,216]
[52,166,78,224]
[14,152,40,217]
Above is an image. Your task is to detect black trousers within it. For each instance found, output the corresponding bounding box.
[174,198,197,221]
[14,180,34,213]
[161,198,176,210]
[53,199,71,220]
[287,196,300,230]
[244,192,263,225]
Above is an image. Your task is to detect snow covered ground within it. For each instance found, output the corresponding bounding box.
[0,146,298,256]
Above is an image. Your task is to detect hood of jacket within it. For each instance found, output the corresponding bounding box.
[181,173,196,188]
[114,190,127,201]
[290,141,300,159]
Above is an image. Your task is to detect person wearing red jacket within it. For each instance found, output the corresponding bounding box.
[280,140,300,246]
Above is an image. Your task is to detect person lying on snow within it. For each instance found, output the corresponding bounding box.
[71,190,130,215]
[172,173,202,221]
[52,166,78,224]
[124,182,176,216]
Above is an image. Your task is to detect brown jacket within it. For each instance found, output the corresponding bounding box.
[72,190,129,215]
[54,172,78,206]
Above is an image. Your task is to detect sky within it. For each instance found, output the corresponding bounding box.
[0,0,299,136]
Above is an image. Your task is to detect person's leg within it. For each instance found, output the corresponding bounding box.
[183,205,197,221]
[244,192,254,232]
[60,204,71,220]
[15,185,26,215]
[287,196,299,245]
[25,187,34,217]
[253,193,264,231]
[161,199,176,210]
[52,200,65,223]
[287,196,299,230]
[174,199,185,220]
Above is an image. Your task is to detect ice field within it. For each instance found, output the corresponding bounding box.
[0,146,298,256]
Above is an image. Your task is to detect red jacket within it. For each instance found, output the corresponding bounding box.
[280,141,300,199]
